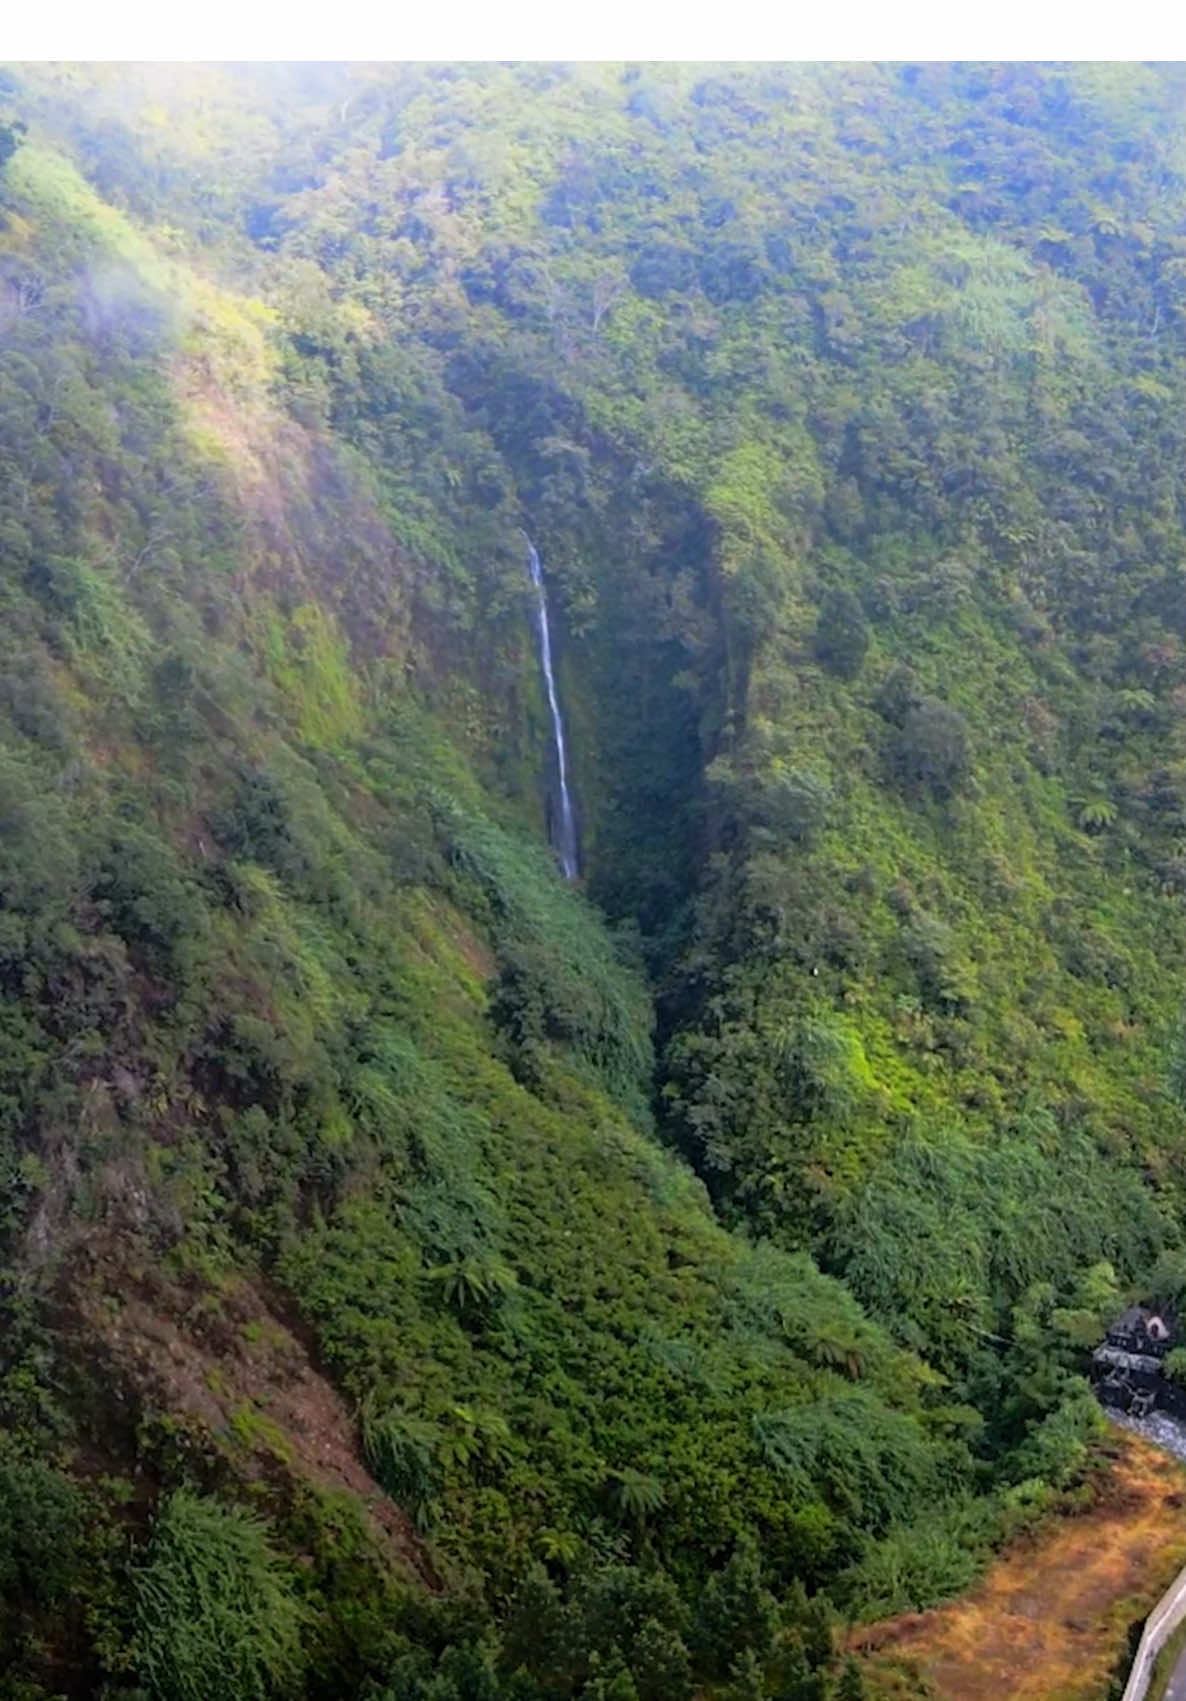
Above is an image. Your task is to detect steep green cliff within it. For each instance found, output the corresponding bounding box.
[1,60,1186,1701]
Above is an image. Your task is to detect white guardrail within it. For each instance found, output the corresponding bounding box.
[1122,1558,1186,1701]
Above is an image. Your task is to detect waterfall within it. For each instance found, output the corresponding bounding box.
[525,538,579,880]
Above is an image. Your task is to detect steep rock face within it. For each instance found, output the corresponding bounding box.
[1,60,1186,1701]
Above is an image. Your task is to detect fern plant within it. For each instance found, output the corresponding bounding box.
[132,1490,305,1701]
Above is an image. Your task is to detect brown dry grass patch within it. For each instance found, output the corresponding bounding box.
[853,1433,1186,1701]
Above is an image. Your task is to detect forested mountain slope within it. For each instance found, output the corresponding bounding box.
[2,60,1186,1701]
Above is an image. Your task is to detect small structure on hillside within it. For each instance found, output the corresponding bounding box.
[1093,1305,1186,1421]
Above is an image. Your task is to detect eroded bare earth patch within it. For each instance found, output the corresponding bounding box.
[69,1257,438,1588]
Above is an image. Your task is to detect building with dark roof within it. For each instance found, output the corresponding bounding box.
[1093,1305,1184,1421]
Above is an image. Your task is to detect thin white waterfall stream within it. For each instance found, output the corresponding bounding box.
[525,539,579,880]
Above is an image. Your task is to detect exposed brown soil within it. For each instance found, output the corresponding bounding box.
[853,1433,1186,1701]
[70,1257,439,1589]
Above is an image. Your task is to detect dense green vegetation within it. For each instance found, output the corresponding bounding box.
[2,58,1186,1700]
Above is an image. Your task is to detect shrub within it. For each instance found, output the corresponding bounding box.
[360,1404,442,1531]
[90,822,210,981]
[887,698,972,800]
[1150,1249,1186,1312]
[841,1515,981,1619]
[814,589,870,680]
[1006,1384,1103,1489]
[900,912,977,1014]
[757,770,832,848]
[1164,1347,1186,1387]
[0,1436,84,1604]
[132,1490,306,1701]
[375,1641,505,1701]
[693,1537,778,1680]
[632,1618,693,1701]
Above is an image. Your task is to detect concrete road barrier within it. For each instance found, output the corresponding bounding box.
[1122,1560,1186,1701]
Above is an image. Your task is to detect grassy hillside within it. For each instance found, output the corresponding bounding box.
[1,60,1186,1701]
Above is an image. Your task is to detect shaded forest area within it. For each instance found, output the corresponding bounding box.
[2,59,1186,1701]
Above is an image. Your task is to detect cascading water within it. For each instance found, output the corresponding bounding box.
[525,538,579,880]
